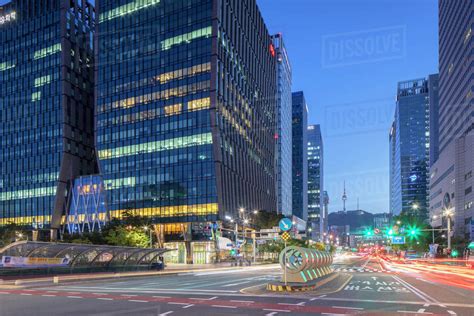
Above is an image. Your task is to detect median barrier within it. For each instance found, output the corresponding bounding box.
[267,246,334,292]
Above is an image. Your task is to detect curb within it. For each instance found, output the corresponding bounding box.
[266,272,339,292]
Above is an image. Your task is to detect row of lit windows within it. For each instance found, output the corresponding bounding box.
[99,0,161,23]
[98,132,213,160]
[161,26,212,50]
[98,80,210,112]
[0,186,56,202]
[107,62,210,96]
[0,61,15,71]
[33,43,61,60]
[108,203,218,219]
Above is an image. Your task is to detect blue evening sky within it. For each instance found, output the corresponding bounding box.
[1,0,438,214]
[258,0,438,214]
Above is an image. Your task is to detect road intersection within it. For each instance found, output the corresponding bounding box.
[1,255,472,315]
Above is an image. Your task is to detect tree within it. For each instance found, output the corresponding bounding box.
[104,226,150,248]
[254,211,285,230]
[0,223,27,248]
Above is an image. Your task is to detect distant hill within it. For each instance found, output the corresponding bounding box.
[328,210,374,233]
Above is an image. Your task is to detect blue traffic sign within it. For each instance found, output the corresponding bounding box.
[279,218,293,231]
[392,236,405,244]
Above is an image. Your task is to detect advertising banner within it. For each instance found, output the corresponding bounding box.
[0,256,70,268]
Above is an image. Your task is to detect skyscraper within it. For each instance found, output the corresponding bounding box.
[430,0,473,240]
[389,76,438,219]
[307,124,323,241]
[292,91,308,222]
[272,33,292,217]
[0,0,96,238]
[95,0,277,255]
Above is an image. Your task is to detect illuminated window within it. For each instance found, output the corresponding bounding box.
[98,133,213,160]
[31,92,42,102]
[0,186,57,201]
[0,61,15,71]
[188,97,210,112]
[34,75,51,87]
[161,26,212,50]
[164,103,182,116]
[99,0,161,23]
[104,177,136,189]
[34,43,61,60]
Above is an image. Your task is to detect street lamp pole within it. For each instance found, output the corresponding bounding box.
[447,214,451,250]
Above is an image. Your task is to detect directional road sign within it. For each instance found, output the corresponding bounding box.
[279,218,293,231]
[391,236,405,244]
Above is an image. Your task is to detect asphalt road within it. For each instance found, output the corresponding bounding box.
[1,255,473,316]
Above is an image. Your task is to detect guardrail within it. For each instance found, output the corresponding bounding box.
[279,246,333,283]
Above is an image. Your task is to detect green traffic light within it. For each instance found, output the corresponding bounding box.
[388,229,393,236]
[366,231,372,236]
[451,250,459,257]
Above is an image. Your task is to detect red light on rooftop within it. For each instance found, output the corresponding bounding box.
[269,43,275,57]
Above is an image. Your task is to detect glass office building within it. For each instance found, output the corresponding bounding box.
[272,33,292,217]
[292,91,308,222]
[389,76,438,219]
[0,0,96,236]
[307,124,323,240]
[96,0,277,237]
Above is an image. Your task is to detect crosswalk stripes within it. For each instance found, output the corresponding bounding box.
[333,267,394,273]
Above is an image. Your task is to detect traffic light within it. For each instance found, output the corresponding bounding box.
[407,226,420,239]
[365,230,373,236]
[451,250,459,257]
[387,229,394,236]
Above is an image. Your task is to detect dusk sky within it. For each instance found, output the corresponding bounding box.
[258,0,439,214]
[0,0,439,214]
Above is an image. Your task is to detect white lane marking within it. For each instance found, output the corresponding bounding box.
[41,294,56,297]
[92,293,107,296]
[168,302,189,306]
[97,298,114,301]
[222,281,252,287]
[46,291,58,293]
[20,293,33,296]
[332,306,364,310]
[392,276,437,303]
[230,300,255,303]
[128,299,148,303]
[189,296,218,301]
[447,311,457,315]
[416,278,437,285]
[423,303,430,307]
[263,309,290,313]
[67,296,83,299]
[211,305,237,309]
[319,295,327,298]
[158,312,174,316]
[277,302,306,306]
[182,304,194,309]
[321,313,348,316]
[265,313,278,316]
[153,295,171,299]
[121,294,138,297]
[397,311,432,314]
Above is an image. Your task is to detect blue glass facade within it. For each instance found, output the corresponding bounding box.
[95,0,277,229]
[389,76,437,219]
[307,124,323,240]
[272,33,292,217]
[0,0,95,233]
[292,91,308,221]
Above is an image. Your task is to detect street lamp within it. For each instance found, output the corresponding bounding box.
[443,208,454,250]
